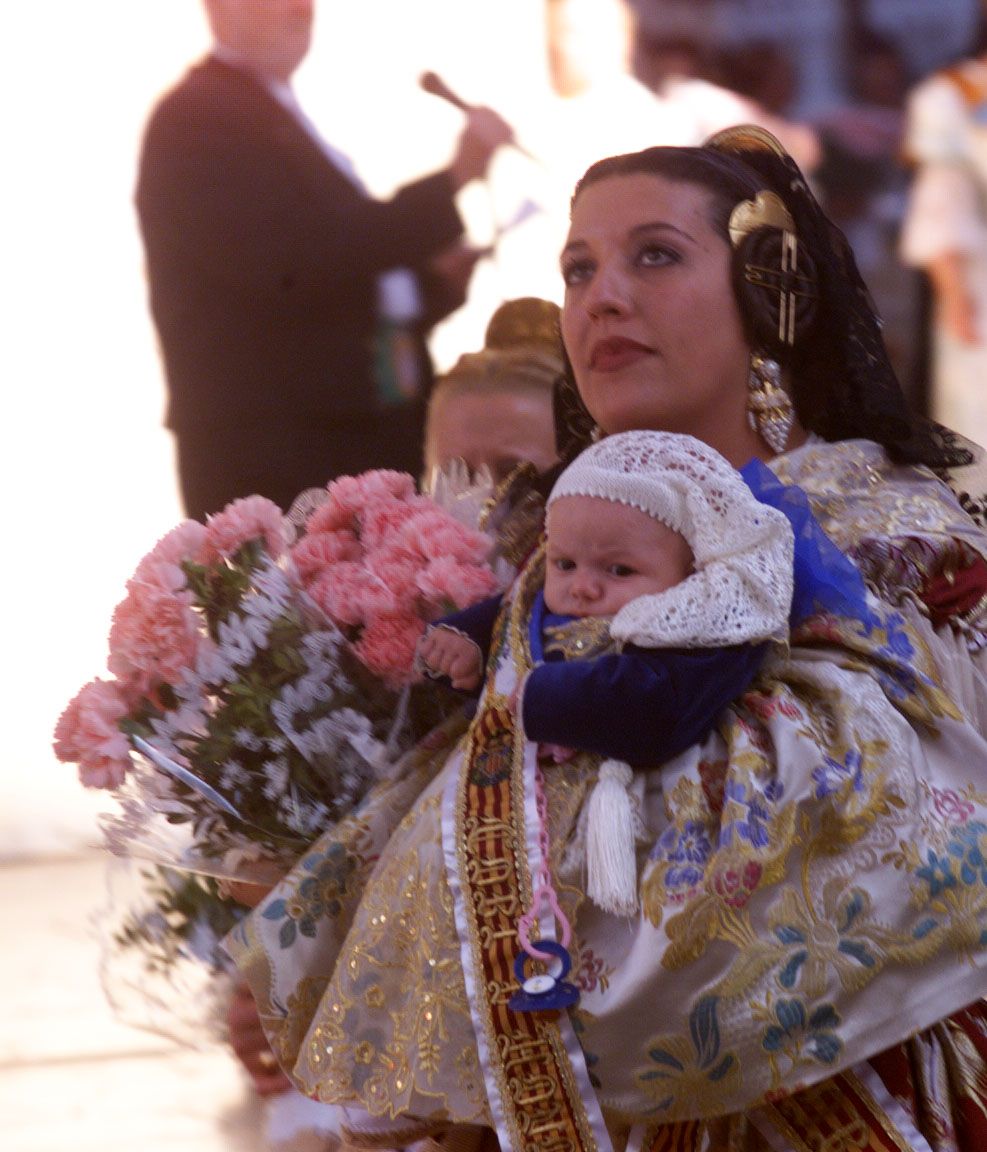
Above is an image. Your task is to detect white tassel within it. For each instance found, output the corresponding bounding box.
[586,759,641,916]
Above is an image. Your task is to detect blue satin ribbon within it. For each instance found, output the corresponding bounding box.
[741,457,877,629]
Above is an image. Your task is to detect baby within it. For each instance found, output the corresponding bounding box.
[419,430,796,913]
[420,430,794,762]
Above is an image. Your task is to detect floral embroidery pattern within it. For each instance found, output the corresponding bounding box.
[652,819,713,904]
[911,821,987,946]
[573,948,611,994]
[761,997,843,1068]
[262,840,360,947]
[300,792,484,1122]
[711,859,763,909]
[637,997,739,1113]
[932,786,977,824]
[720,778,784,849]
[812,749,863,799]
[767,885,886,996]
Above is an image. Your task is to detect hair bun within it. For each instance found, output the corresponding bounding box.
[484,297,562,357]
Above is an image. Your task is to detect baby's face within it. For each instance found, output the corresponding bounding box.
[544,496,694,618]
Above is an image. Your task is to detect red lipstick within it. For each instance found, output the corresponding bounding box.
[589,337,651,372]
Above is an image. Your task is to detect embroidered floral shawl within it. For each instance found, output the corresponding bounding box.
[225,439,987,1152]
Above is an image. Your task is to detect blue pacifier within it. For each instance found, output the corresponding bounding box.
[508,938,580,1013]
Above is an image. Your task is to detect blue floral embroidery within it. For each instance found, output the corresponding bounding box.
[880,613,914,662]
[762,998,842,1065]
[262,840,356,948]
[916,850,959,901]
[720,779,779,849]
[949,821,987,886]
[811,748,863,799]
[868,611,920,701]
[654,820,713,891]
[638,996,736,1111]
[914,822,987,902]
[774,889,877,988]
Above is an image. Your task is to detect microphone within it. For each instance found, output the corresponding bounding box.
[418,71,542,167]
[419,70,470,113]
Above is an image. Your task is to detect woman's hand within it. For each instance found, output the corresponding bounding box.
[227,979,293,1098]
[220,878,276,908]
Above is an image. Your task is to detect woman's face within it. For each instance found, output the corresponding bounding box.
[560,172,761,465]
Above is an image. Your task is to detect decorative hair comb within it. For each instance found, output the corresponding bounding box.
[727,190,795,248]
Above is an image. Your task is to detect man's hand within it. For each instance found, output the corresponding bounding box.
[450,105,515,189]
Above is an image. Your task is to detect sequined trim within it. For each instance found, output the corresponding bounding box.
[543,615,617,661]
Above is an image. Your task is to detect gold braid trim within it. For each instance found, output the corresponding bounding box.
[453,556,601,1151]
[758,1070,921,1152]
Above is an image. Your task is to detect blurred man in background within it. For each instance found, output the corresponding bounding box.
[136,0,512,520]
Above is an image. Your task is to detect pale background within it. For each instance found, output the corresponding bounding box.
[4,0,549,861]
[1,7,551,1145]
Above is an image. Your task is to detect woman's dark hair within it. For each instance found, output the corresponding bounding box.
[556,134,969,472]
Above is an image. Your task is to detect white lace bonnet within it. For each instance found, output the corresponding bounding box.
[546,430,794,647]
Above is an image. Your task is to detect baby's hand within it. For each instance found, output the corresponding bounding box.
[418,627,483,691]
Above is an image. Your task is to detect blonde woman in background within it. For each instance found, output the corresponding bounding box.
[423,296,562,486]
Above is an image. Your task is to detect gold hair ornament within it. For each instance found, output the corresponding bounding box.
[727,190,794,247]
[704,123,789,159]
[728,191,813,347]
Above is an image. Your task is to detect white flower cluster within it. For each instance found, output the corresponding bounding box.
[270,629,389,828]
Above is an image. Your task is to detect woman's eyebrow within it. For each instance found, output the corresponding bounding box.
[630,221,697,244]
[562,220,698,259]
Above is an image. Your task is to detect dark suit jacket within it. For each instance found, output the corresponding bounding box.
[135,56,465,435]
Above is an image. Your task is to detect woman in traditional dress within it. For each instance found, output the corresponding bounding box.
[227,127,987,1152]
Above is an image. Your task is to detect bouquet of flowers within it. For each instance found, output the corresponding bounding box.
[55,472,502,885]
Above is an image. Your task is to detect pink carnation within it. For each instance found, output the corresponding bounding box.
[131,520,208,594]
[304,499,356,536]
[290,529,361,581]
[204,495,287,560]
[417,556,499,614]
[107,582,201,694]
[308,563,399,627]
[353,612,424,687]
[364,546,425,615]
[317,471,417,534]
[349,469,417,505]
[53,678,132,789]
[400,509,493,566]
[359,497,421,553]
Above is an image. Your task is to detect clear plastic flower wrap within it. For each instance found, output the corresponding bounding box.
[96,858,245,1046]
